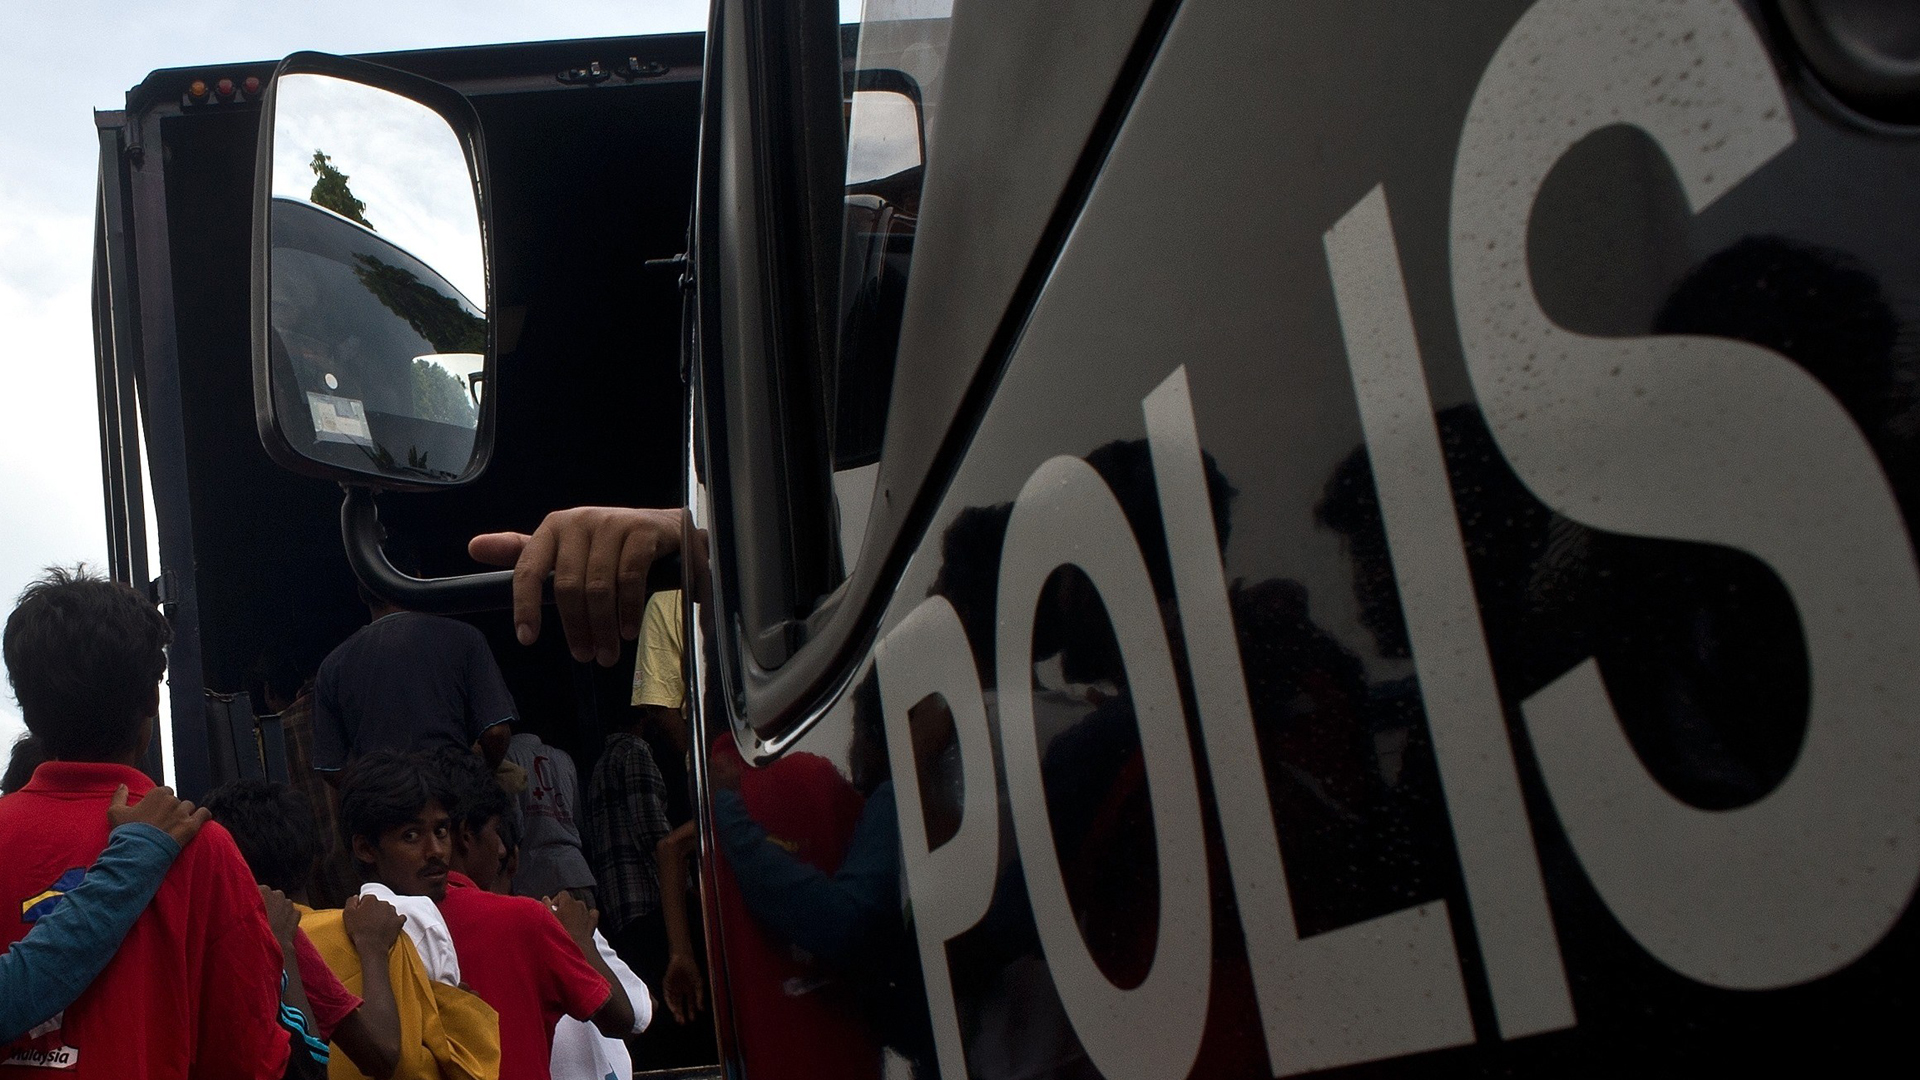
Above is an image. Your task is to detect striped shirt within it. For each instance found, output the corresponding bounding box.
[584,733,673,934]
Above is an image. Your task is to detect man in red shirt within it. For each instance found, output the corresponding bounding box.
[342,750,632,1080]
[0,568,290,1079]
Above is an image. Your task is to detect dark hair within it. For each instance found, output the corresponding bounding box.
[424,748,512,835]
[250,646,315,712]
[340,750,455,859]
[846,671,888,797]
[4,567,171,761]
[203,779,319,893]
[1082,438,1237,601]
[496,795,523,855]
[1,733,48,795]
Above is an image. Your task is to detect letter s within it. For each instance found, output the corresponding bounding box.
[1451,0,1920,989]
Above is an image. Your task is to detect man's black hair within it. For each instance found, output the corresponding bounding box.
[1,734,47,795]
[424,748,512,835]
[496,795,523,855]
[4,567,171,761]
[340,750,456,863]
[203,779,319,894]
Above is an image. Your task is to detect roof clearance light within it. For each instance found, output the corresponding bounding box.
[187,79,209,100]
[215,78,236,99]
[243,76,262,96]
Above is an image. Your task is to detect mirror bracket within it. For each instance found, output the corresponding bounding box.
[339,485,516,614]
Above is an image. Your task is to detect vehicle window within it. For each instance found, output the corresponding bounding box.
[828,0,950,572]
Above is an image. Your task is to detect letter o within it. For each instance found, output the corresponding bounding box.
[996,455,1211,1080]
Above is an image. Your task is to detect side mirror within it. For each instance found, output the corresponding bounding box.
[252,53,494,490]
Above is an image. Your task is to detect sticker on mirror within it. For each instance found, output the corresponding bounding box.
[307,392,374,446]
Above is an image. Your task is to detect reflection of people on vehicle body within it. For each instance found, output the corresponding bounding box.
[684,736,881,1080]
[706,673,939,1076]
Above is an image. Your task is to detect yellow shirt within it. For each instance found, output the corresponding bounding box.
[631,589,685,709]
[297,905,501,1080]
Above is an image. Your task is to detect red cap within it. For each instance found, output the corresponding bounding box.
[215,77,236,98]
[242,76,262,96]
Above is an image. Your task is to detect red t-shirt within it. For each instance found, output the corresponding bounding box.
[708,738,880,1080]
[0,762,290,1080]
[436,871,609,1080]
[293,928,361,1040]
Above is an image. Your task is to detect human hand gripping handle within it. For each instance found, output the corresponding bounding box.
[468,506,684,667]
[107,784,211,848]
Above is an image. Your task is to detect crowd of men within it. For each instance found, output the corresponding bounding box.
[0,565,700,1079]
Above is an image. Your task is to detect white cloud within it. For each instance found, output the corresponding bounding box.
[0,0,708,782]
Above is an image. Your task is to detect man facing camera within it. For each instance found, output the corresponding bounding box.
[345,750,632,1080]
[0,568,289,1079]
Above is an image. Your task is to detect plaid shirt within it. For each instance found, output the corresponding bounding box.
[584,732,673,934]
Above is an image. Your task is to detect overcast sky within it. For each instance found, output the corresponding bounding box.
[0,1,715,781]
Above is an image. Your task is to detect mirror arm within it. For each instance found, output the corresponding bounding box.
[339,486,679,616]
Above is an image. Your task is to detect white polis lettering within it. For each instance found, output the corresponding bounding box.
[1144,365,1475,1072]
[873,596,1001,1080]
[1452,0,1920,989]
[997,456,1212,1080]
[1325,188,1575,1040]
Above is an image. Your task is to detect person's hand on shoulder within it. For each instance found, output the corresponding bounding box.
[546,891,598,947]
[260,885,301,950]
[341,894,407,958]
[469,506,684,667]
[107,783,210,848]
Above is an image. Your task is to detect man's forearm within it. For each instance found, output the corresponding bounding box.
[278,941,330,1072]
[334,940,401,1079]
[0,823,179,1041]
[576,933,637,1038]
[657,826,697,959]
[478,722,512,768]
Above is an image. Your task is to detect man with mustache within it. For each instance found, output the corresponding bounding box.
[344,750,633,1080]
[334,753,501,1080]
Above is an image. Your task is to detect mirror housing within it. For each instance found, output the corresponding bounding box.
[251,52,496,491]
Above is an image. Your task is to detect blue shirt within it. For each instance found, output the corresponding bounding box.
[711,783,900,967]
[0,821,180,1041]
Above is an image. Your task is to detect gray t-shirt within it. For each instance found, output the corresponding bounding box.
[505,732,597,898]
[313,611,518,771]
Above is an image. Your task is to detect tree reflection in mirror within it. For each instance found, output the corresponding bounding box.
[265,72,487,485]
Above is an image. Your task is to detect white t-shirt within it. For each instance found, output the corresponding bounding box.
[549,929,652,1080]
[358,882,461,985]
